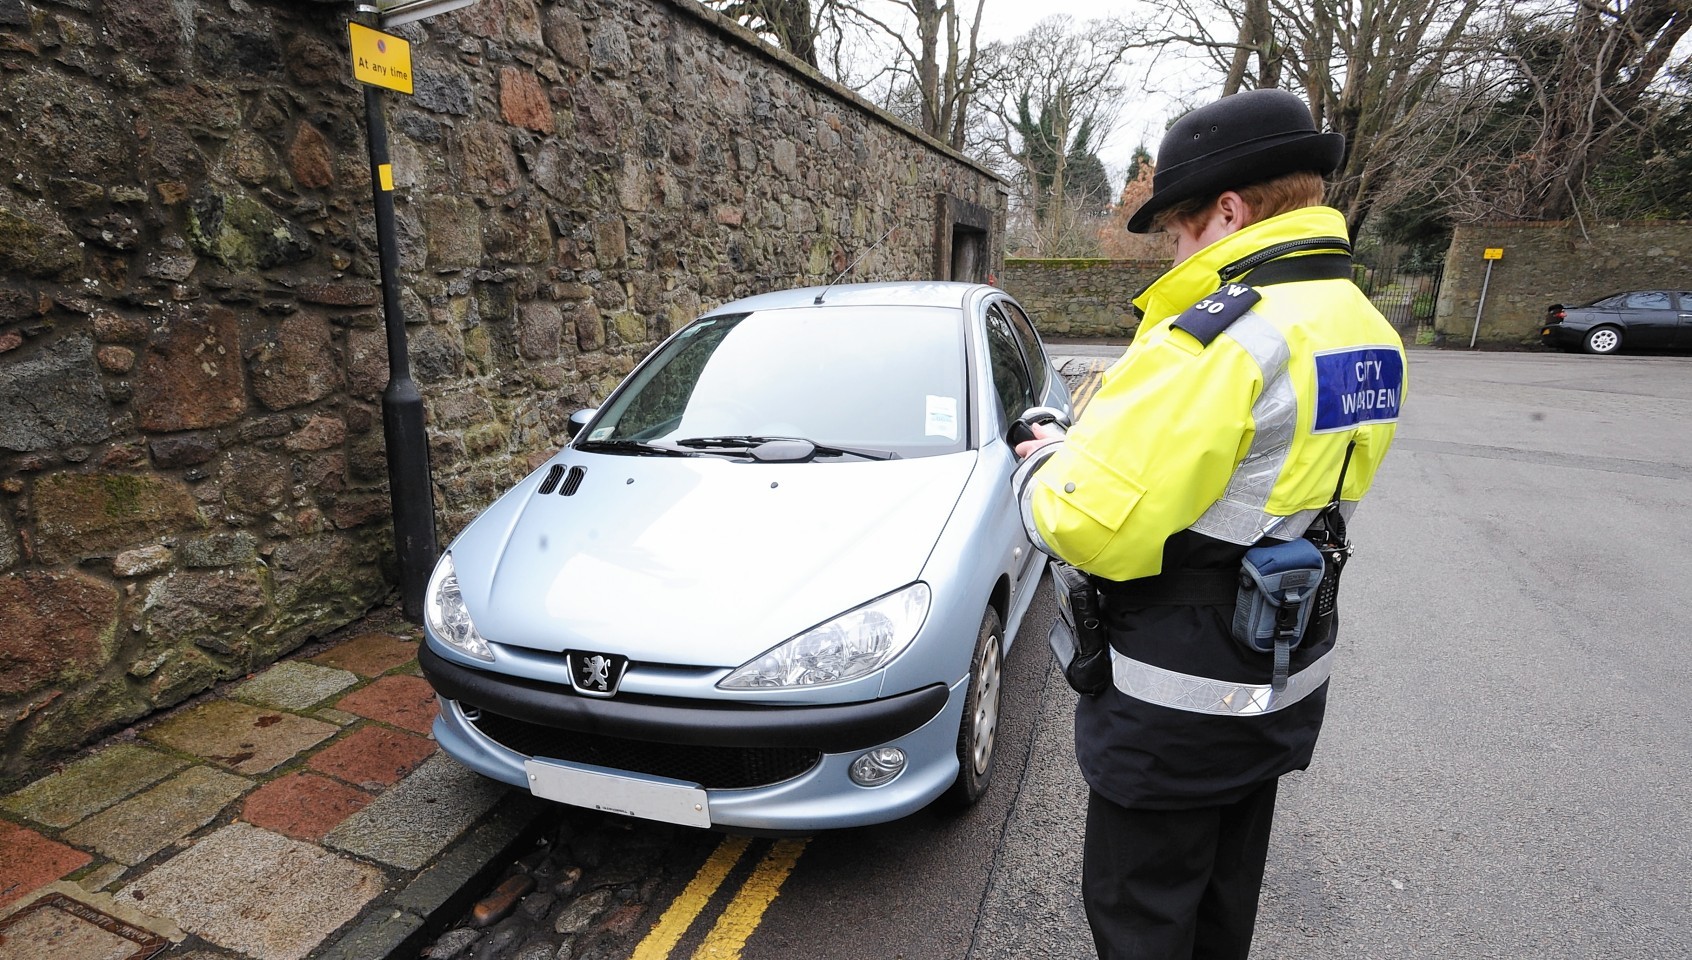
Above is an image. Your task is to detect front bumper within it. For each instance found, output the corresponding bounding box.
[421,643,966,831]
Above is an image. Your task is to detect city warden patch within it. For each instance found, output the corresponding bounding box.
[1313,347,1404,431]
[1172,283,1261,346]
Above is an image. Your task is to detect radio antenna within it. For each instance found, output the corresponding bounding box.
[814,224,898,304]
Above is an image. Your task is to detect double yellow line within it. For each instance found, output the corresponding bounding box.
[1069,360,1107,413]
[630,836,808,960]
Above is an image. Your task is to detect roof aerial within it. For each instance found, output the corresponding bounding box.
[814,225,898,305]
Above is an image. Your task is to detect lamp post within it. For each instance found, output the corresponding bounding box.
[1469,247,1504,350]
[348,0,479,620]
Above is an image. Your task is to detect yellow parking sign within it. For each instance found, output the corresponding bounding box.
[349,22,414,94]
[1483,247,1504,260]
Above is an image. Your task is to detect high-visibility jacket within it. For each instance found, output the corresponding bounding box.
[1022,206,1405,582]
[1015,206,1406,808]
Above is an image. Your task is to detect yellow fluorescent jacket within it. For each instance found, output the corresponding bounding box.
[1028,206,1407,581]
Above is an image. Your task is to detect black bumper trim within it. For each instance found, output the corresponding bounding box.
[419,643,950,753]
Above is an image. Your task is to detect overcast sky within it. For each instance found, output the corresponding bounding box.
[967,0,1215,184]
[831,0,1222,189]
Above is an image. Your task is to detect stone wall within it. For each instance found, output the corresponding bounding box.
[0,0,1005,785]
[1000,258,1167,340]
[1435,220,1692,345]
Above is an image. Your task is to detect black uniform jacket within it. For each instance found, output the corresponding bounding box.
[1076,529,1338,810]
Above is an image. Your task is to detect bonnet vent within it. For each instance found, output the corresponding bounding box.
[560,465,587,496]
[537,465,564,495]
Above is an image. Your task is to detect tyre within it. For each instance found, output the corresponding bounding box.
[1583,326,1622,354]
[940,606,1003,809]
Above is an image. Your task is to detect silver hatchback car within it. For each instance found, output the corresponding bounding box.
[419,281,1072,832]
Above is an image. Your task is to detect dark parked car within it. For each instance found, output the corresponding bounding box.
[1541,290,1692,354]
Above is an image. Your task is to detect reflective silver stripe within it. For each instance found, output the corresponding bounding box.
[1260,500,1358,541]
[1110,646,1334,715]
[1190,310,1297,545]
[1014,441,1068,561]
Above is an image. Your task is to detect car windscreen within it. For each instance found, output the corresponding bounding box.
[586,306,969,458]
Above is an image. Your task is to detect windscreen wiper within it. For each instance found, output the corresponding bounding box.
[573,438,696,457]
[674,436,899,462]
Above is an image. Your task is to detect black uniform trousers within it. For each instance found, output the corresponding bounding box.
[1082,777,1279,960]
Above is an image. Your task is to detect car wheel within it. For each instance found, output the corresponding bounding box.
[1583,326,1622,354]
[941,606,1003,809]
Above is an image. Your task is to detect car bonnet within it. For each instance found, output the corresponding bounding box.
[447,450,979,667]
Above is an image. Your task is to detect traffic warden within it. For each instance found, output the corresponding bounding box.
[1012,88,1406,959]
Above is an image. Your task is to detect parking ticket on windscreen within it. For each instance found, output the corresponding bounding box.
[926,395,958,440]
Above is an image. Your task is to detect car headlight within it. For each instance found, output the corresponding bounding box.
[426,553,494,662]
[719,583,931,689]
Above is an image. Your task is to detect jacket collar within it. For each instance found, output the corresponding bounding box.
[1132,206,1353,325]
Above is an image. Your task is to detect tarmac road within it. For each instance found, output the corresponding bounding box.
[1244,350,1692,959]
[428,349,1692,960]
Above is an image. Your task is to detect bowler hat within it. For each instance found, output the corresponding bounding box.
[1127,88,1345,233]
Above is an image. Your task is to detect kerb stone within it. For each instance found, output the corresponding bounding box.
[1,743,188,829]
[308,631,419,678]
[114,822,386,960]
[390,796,545,919]
[62,765,249,865]
[231,661,359,711]
[0,823,93,911]
[314,907,426,960]
[141,699,338,776]
[323,754,508,870]
[334,674,438,736]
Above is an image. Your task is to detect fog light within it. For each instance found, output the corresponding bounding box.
[849,748,906,787]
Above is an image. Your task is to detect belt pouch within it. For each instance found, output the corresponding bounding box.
[1232,539,1326,692]
[1048,561,1111,696]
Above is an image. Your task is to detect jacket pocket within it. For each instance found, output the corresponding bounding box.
[1037,445,1146,565]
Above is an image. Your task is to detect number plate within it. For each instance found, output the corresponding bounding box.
[523,758,711,828]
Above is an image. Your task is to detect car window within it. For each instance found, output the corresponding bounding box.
[1591,294,1627,308]
[1678,292,1692,311]
[591,306,969,458]
[1624,291,1671,310]
[984,304,1036,428]
[1000,301,1050,398]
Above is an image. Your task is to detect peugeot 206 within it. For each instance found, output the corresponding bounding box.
[419,281,1073,832]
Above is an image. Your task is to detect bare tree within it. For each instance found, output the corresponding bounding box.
[1509,0,1691,220]
[1339,1,1691,231]
[1222,0,1280,94]
[976,16,1152,254]
[700,0,821,67]
[1153,0,1483,235]
[1149,0,1692,232]
[813,0,990,150]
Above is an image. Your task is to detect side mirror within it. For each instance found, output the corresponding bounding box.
[1009,405,1071,446]
[1018,405,1071,429]
[565,407,599,440]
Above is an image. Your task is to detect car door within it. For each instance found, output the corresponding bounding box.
[1001,300,1072,414]
[979,300,1047,621]
[1677,292,1692,349]
[983,301,1040,440]
[1619,291,1676,348]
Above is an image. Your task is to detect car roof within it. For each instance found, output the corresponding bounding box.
[700,281,995,316]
